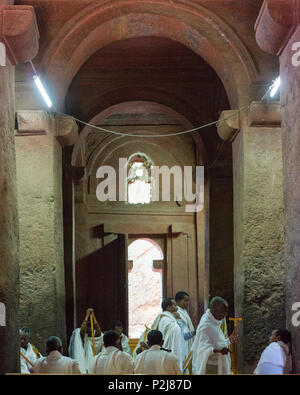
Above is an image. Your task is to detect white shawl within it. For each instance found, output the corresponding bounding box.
[20,343,40,374]
[254,341,292,374]
[33,350,81,374]
[120,333,131,355]
[68,328,103,373]
[134,345,182,375]
[91,346,134,374]
[132,328,149,361]
[151,311,186,369]
[191,309,231,374]
[177,306,195,351]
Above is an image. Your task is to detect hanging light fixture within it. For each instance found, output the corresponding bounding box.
[30,61,53,108]
[269,76,280,98]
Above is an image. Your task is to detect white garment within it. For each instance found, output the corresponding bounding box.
[33,350,81,374]
[132,329,149,361]
[177,306,195,352]
[134,344,182,375]
[68,328,104,373]
[254,341,292,375]
[20,343,41,374]
[151,311,186,370]
[191,309,231,375]
[120,333,131,355]
[91,346,134,374]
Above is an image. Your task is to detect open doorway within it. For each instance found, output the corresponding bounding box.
[128,238,163,338]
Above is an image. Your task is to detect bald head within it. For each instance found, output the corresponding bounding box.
[210,297,228,321]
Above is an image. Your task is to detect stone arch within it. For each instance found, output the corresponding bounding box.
[71,100,206,170]
[40,0,258,109]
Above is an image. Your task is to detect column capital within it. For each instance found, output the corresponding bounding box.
[255,0,300,56]
[16,110,49,135]
[55,115,78,147]
[0,5,39,65]
[217,110,240,141]
[16,111,79,146]
[248,101,281,127]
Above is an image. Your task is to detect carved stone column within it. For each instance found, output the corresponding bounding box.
[15,110,77,355]
[255,0,300,372]
[220,101,285,372]
[0,3,39,374]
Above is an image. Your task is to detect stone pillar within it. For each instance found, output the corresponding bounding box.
[219,101,285,372]
[0,3,38,374]
[15,111,77,354]
[255,0,300,372]
[74,177,90,324]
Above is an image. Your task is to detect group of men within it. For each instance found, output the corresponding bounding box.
[20,293,292,374]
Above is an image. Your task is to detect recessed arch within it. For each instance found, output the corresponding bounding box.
[40,0,258,109]
[71,100,206,170]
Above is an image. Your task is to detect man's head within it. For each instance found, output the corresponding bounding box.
[20,327,31,350]
[46,336,63,355]
[269,329,291,345]
[209,296,228,321]
[103,330,120,348]
[111,320,123,336]
[175,291,190,310]
[161,298,177,313]
[147,330,163,347]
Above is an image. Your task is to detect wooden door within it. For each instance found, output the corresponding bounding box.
[76,234,128,333]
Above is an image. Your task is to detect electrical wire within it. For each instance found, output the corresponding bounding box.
[60,104,250,139]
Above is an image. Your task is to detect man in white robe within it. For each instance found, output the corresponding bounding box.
[91,330,134,374]
[254,329,292,374]
[20,327,42,374]
[111,320,131,355]
[69,307,103,373]
[134,330,182,375]
[33,336,81,374]
[151,298,186,370]
[175,292,195,353]
[191,296,237,374]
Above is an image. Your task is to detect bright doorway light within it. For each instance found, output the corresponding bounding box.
[128,239,163,338]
